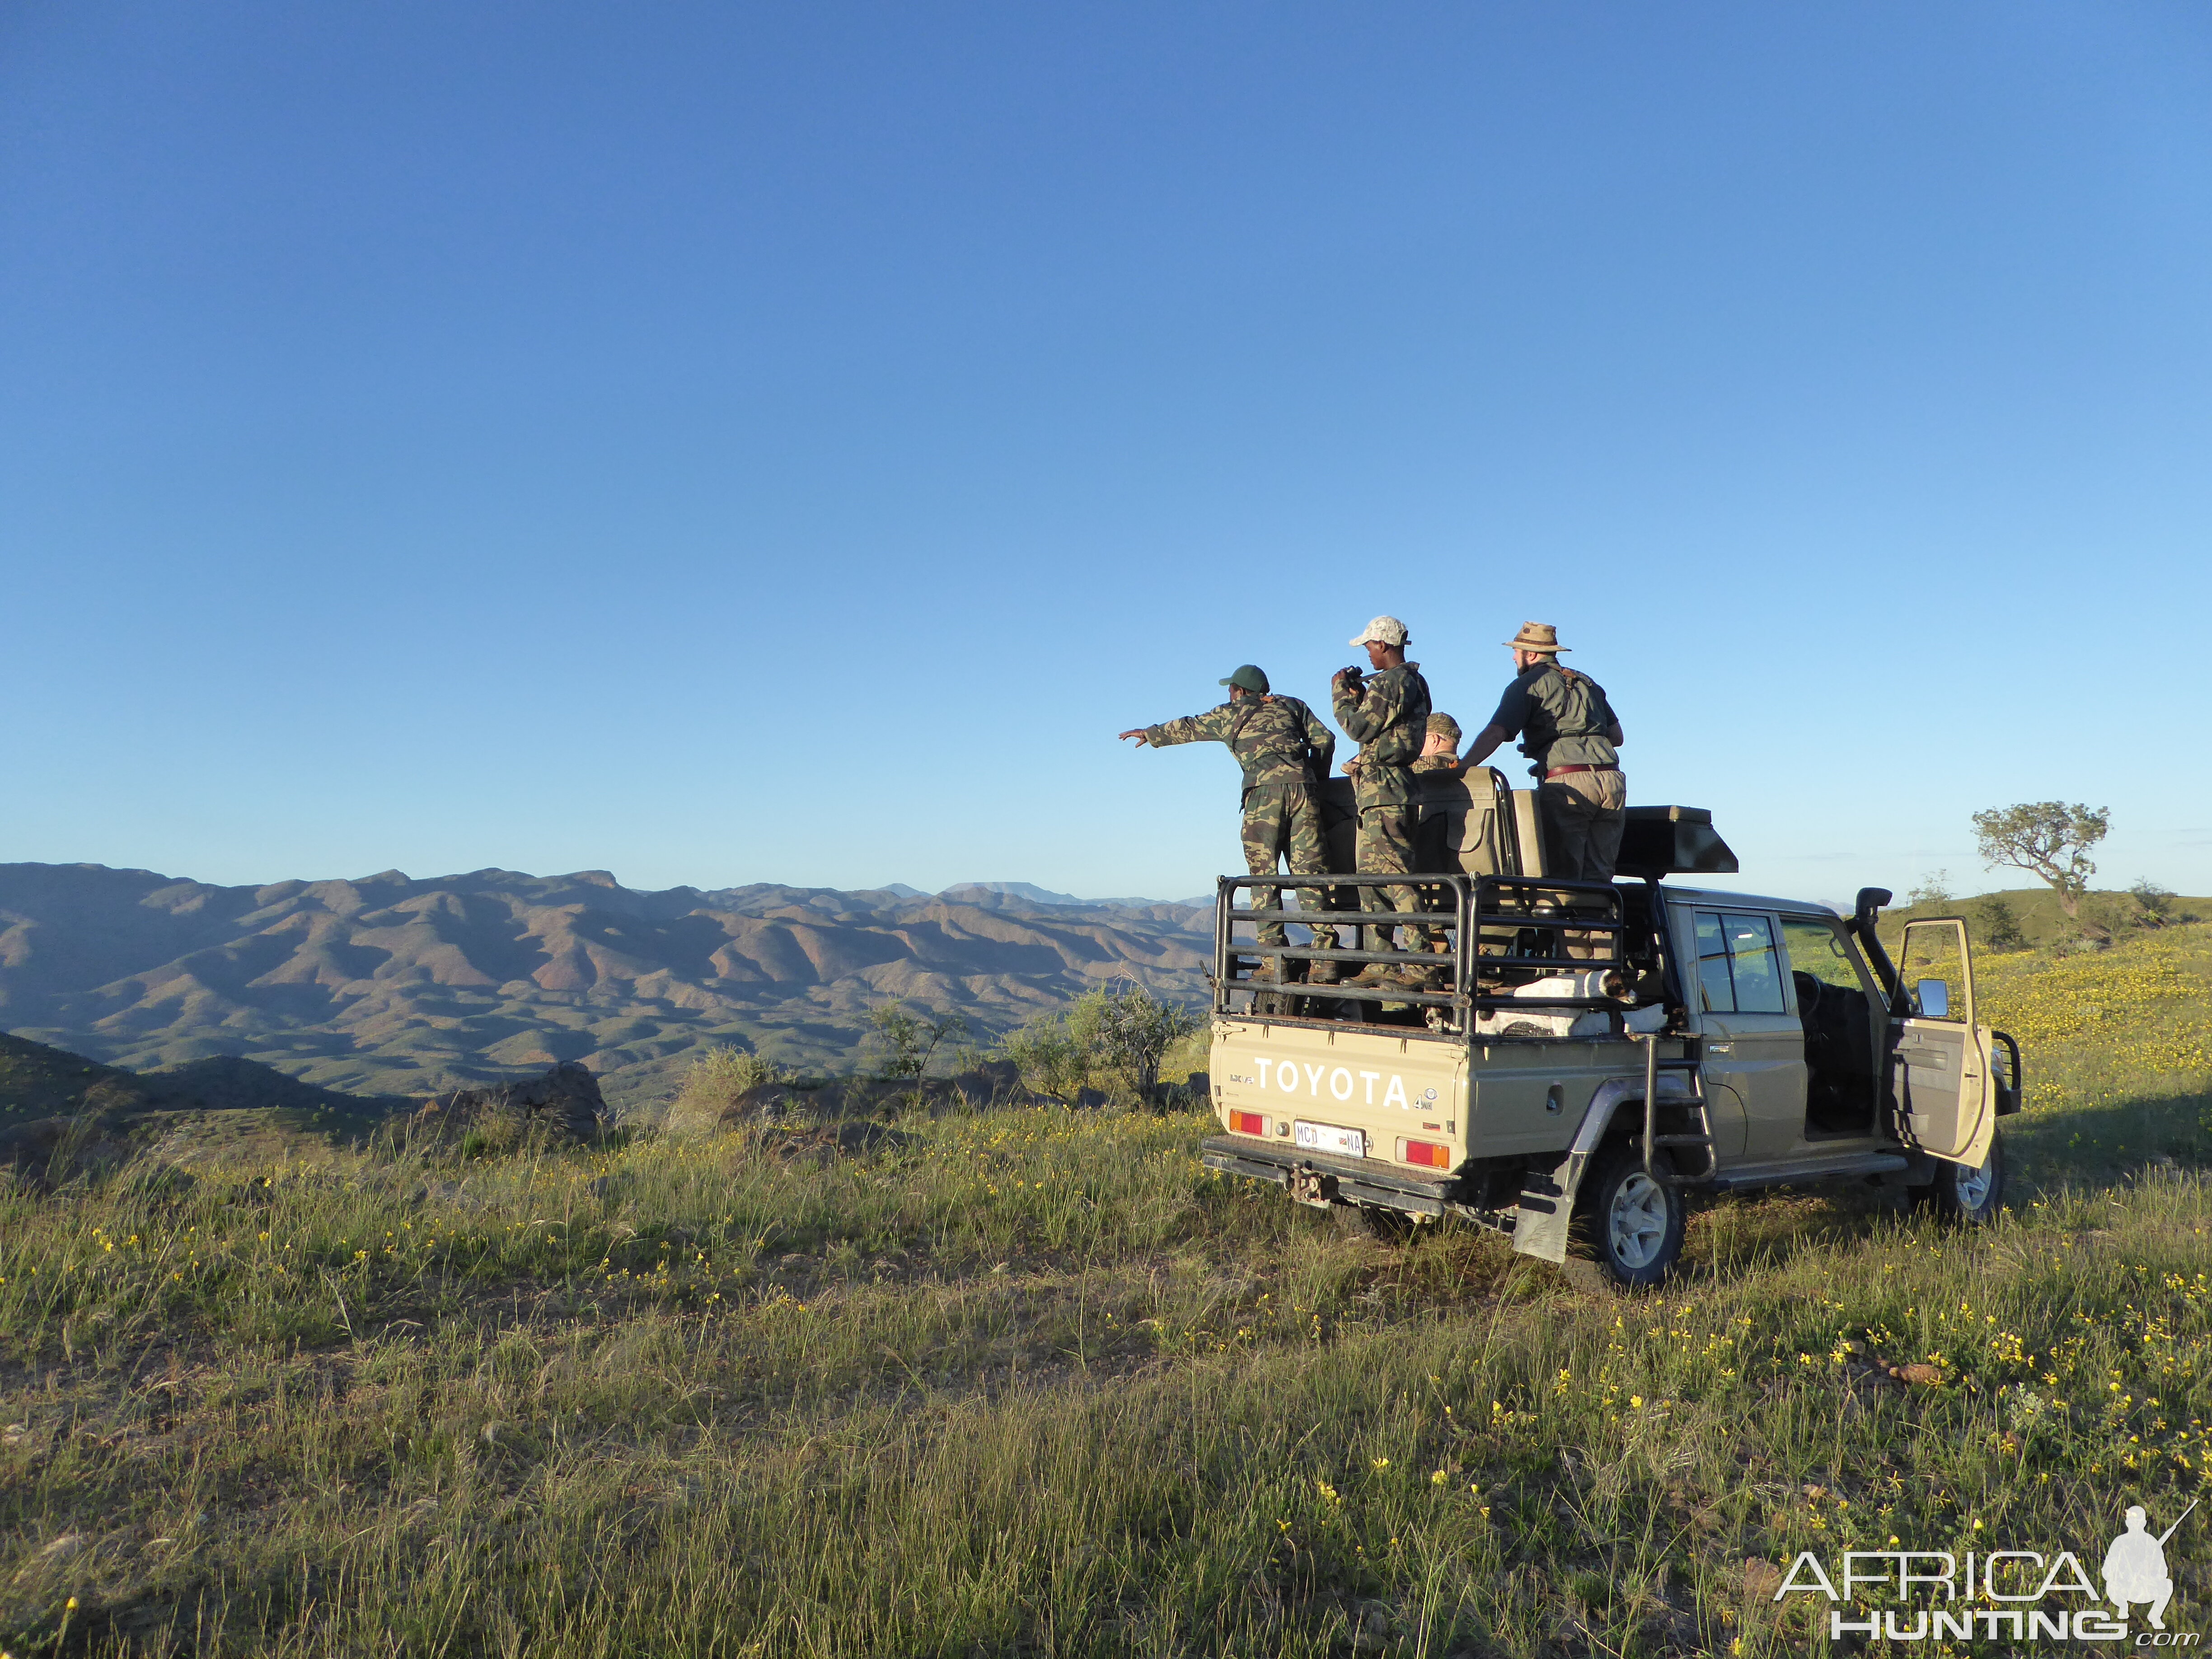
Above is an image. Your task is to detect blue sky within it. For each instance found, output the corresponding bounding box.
[4,2,2208,904]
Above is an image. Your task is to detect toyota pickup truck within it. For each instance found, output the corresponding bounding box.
[1200,780,2023,1287]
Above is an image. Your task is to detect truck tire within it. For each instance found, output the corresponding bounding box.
[1333,1202,1414,1242]
[1921,1131,2005,1225]
[1577,1145,1686,1289]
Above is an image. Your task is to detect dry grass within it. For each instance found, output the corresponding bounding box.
[3,927,2210,1656]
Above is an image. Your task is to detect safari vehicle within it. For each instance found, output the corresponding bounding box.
[1200,778,2025,1287]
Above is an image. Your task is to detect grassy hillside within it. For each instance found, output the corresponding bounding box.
[0,1031,147,1129]
[1879,884,2208,953]
[1,927,2207,1655]
[1,1030,400,1143]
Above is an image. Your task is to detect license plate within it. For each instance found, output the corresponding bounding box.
[1293,1120,1366,1158]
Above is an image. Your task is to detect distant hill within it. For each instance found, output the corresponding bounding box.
[0,1029,148,1128]
[1878,886,2210,952]
[0,1028,396,1136]
[0,863,1212,1107]
[938,881,1190,908]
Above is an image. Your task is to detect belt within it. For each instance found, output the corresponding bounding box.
[1545,764,1610,779]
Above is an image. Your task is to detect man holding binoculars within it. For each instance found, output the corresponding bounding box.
[1332,615,1437,988]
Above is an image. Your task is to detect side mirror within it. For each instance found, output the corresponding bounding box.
[1912,978,1950,1020]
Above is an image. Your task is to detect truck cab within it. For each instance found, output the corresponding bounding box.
[1200,778,2022,1286]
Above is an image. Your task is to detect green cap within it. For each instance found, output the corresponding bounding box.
[1219,665,1270,694]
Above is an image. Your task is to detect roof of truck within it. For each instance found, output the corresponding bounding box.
[1659,886,1837,916]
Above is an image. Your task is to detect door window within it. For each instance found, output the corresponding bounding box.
[1779,917,1872,995]
[1898,919,1969,1024]
[1692,912,1786,1014]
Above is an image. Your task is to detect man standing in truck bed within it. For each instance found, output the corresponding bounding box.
[1119,665,1339,982]
[1455,622,1627,881]
[1332,615,1434,985]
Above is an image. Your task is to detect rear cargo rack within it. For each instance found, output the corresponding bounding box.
[1216,872,1631,1033]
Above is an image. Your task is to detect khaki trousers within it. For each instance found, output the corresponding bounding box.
[1539,769,1627,883]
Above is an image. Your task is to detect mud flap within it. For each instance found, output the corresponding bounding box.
[1511,1079,1640,1262]
[1511,1152,1580,1264]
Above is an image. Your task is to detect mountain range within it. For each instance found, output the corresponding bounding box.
[0,863,1214,1108]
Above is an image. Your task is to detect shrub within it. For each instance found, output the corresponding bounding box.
[1000,983,1201,1107]
[1907,871,1954,908]
[665,1045,786,1135]
[1087,979,1200,1104]
[867,1004,968,1081]
[2130,879,2177,928]
[1003,1009,1093,1104]
[1971,893,2029,954]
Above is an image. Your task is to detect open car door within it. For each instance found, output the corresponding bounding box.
[1889,918,1996,1167]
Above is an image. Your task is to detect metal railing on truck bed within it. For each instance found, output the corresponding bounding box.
[1214,872,1634,1034]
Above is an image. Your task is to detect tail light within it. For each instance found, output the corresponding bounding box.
[1398,1138,1452,1169]
[1228,1109,1267,1137]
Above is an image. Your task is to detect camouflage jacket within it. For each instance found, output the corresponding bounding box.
[1146,695,1335,794]
[1332,662,1432,806]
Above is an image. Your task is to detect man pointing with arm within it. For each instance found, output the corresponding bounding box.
[1120,665,1339,982]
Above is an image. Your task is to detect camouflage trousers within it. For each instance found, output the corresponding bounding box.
[1355,801,1434,953]
[1242,781,1339,951]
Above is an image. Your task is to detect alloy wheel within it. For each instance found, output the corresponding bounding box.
[1608,1173,1671,1270]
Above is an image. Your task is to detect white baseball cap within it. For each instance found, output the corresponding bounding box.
[1349,614,1409,648]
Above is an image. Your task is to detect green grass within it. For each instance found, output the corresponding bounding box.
[4,929,2212,1656]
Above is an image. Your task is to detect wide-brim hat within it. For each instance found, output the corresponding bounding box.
[1349,614,1409,648]
[1503,621,1568,653]
[1219,664,1269,694]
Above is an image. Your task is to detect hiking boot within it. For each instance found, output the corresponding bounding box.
[1307,958,1343,986]
[1247,959,1281,984]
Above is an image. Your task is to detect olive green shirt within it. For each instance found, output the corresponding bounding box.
[1487,662,1622,774]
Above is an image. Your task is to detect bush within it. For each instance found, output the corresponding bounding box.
[1088,980,1201,1104]
[665,1045,787,1135]
[867,1004,968,1082]
[1971,893,2029,954]
[1003,1009,1094,1105]
[1907,871,1954,908]
[999,982,1201,1107]
[2130,879,2177,929]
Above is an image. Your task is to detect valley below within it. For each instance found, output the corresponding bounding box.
[0,864,1212,1108]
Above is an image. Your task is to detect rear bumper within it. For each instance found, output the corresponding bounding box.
[1200,1134,1456,1217]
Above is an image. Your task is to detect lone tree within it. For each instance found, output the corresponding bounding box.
[1090,979,1199,1105]
[1970,801,2109,922]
